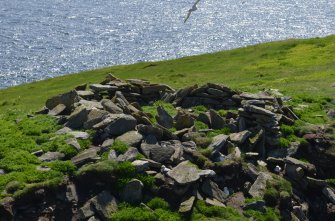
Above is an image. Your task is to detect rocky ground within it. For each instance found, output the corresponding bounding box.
[1,74,334,221]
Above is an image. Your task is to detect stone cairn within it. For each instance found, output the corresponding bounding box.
[6,74,333,221]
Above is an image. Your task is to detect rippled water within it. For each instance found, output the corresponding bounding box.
[1,0,335,89]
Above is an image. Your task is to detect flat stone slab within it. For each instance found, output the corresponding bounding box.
[39,152,65,162]
[167,161,200,185]
[248,172,272,198]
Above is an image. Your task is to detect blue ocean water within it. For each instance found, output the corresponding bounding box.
[0,0,334,88]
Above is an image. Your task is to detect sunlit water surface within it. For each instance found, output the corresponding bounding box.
[1,0,334,88]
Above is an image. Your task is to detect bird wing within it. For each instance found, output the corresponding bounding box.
[193,0,201,7]
[184,0,201,23]
[184,10,192,23]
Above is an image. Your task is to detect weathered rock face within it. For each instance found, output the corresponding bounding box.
[174,110,194,130]
[156,106,174,129]
[209,109,226,129]
[104,114,137,136]
[115,131,143,147]
[38,152,65,162]
[248,172,272,198]
[46,90,79,114]
[167,161,200,185]
[121,179,144,204]
[201,179,227,203]
[71,147,100,166]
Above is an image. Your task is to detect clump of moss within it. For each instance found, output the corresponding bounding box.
[111,140,129,154]
[264,175,292,207]
[243,207,281,221]
[192,200,248,221]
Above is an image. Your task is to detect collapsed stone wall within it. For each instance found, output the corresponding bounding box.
[2,74,334,221]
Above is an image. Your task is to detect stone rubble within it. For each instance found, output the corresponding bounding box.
[3,75,335,221]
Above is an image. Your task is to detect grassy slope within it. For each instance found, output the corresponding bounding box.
[0,35,334,114]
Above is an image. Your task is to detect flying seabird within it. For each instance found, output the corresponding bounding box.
[184,0,201,23]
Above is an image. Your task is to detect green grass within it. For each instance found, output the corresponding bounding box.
[0,35,334,114]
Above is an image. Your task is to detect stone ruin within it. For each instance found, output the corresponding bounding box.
[3,74,334,221]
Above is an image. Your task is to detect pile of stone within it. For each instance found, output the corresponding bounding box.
[3,75,334,221]
[163,83,238,109]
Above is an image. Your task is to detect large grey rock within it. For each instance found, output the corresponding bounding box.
[136,125,164,140]
[121,179,144,204]
[76,90,95,100]
[90,84,117,92]
[197,112,211,126]
[91,191,118,220]
[65,106,90,129]
[162,140,184,164]
[209,134,229,153]
[84,109,109,129]
[201,179,227,203]
[132,160,150,172]
[209,109,225,129]
[38,152,65,162]
[101,99,123,114]
[68,131,90,140]
[248,172,272,198]
[207,88,229,97]
[79,100,103,110]
[65,183,78,203]
[56,127,72,135]
[167,161,200,185]
[101,139,114,148]
[46,90,79,113]
[174,110,194,130]
[116,131,143,147]
[205,198,226,208]
[71,147,99,166]
[78,191,118,221]
[48,103,66,116]
[244,105,276,117]
[179,196,196,213]
[149,143,175,163]
[155,106,173,129]
[322,187,335,204]
[140,141,159,158]
[239,92,275,101]
[66,138,81,151]
[285,157,316,173]
[78,201,95,220]
[104,114,137,136]
[229,130,251,145]
[116,147,139,162]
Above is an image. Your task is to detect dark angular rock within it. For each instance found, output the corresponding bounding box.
[46,90,79,113]
[71,147,100,166]
[155,106,173,129]
[104,114,137,136]
[209,109,225,129]
[201,179,227,203]
[121,179,144,204]
[48,103,66,116]
[101,99,123,114]
[174,110,194,130]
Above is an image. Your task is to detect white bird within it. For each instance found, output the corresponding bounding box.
[184,0,201,23]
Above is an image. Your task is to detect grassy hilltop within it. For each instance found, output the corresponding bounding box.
[0,35,334,221]
[0,35,334,114]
